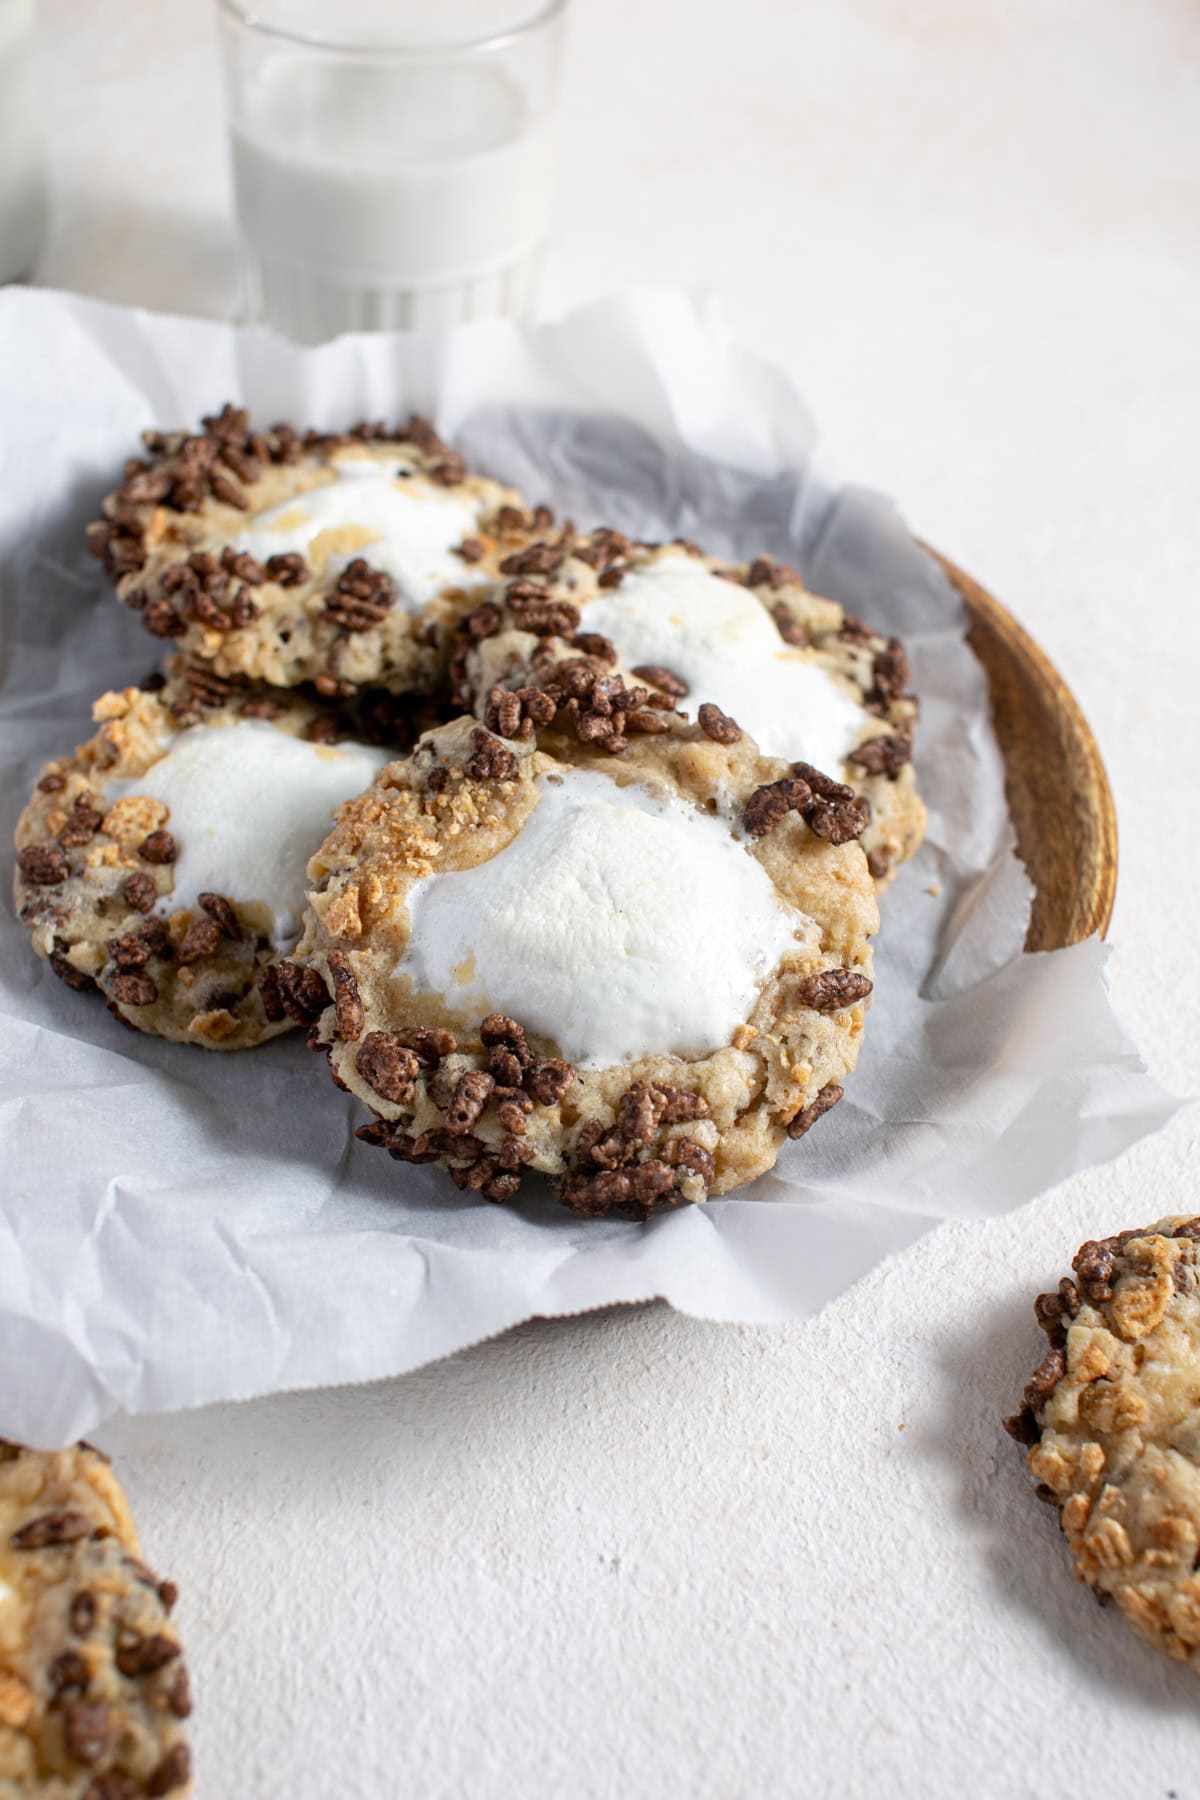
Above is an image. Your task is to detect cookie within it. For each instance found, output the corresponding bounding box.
[452,535,925,886]
[1006,1217,1200,1668]
[0,1441,191,1796]
[87,408,546,697]
[294,711,879,1219]
[14,670,404,1049]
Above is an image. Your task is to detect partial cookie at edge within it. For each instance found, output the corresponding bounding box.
[1006,1216,1200,1669]
[0,1442,192,1797]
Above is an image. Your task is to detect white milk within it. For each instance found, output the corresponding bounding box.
[230,57,555,342]
[0,0,47,283]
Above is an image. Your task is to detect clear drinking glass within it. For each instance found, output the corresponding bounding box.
[216,0,567,344]
[0,0,47,284]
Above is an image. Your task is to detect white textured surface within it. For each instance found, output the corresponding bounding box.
[404,766,804,1066]
[29,0,1200,1793]
[584,551,867,773]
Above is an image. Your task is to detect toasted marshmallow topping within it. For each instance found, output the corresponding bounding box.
[115,723,391,949]
[237,455,486,611]
[402,768,803,1067]
[584,553,865,776]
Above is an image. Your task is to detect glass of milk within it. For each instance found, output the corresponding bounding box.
[217,0,567,343]
[0,0,47,284]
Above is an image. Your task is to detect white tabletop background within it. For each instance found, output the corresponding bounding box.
[22,0,1200,1793]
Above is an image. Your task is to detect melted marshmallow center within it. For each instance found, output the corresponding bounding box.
[115,722,391,949]
[584,555,865,775]
[402,768,804,1067]
[236,453,486,612]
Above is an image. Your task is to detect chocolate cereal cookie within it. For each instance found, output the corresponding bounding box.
[295,711,879,1219]
[1006,1218,1200,1669]
[453,536,925,887]
[87,407,544,698]
[14,674,395,1049]
[0,1441,191,1796]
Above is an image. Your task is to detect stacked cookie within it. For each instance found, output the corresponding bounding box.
[15,409,925,1219]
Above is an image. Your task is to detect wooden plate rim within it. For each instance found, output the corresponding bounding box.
[922,545,1117,951]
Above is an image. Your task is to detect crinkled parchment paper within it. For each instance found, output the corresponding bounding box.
[0,287,1173,1445]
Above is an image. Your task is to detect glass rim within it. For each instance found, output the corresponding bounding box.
[216,0,567,57]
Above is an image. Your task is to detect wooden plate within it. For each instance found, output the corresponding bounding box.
[927,548,1117,953]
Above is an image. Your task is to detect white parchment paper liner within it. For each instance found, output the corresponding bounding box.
[0,287,1174,1446]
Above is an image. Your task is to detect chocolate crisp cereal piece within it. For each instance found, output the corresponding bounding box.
[1005,1217,1200,1670]
[454,536,925,889]
[88,409,548,699]
[12,671,391,1050]
[296,709,878,1219]
[0,1442,192,1794]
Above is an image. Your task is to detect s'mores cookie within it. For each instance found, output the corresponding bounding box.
[14,674,396,1048]
[295,711,878,1218]
[1007,1217,1200,1671]
[88,408,546,699]
[454,535,925,886]
[0,1441,191,1796]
